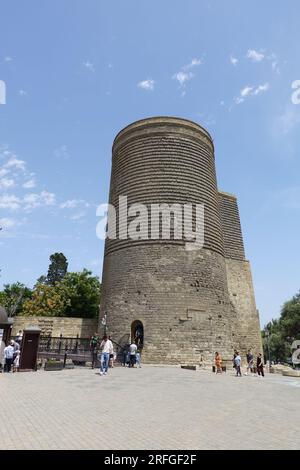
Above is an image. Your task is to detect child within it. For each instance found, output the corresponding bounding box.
[13,350,20,373]
[136,351,141,368]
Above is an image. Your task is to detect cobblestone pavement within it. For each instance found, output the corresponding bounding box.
[0,366,299,450]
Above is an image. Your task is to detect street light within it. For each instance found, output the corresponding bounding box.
[265,329,271,371]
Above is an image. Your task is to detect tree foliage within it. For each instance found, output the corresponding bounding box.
[0,282,32,316]
[20,269,100,319]
[62,270,101,318]
[46,252,68,285]
[0,253,101,319]
[22,283,70,317]
[263,291,300,363]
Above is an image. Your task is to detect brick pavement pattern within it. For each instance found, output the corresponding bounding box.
[0,366,299,450]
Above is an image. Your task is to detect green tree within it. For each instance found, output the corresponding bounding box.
[280,293,300,340]
[36,275,47,285]
[61,269,101,318]
[20,270,100,319]
[0,282,32,316]
[22,283,70,317]
[46,253,68,285]
[263,291,300,363]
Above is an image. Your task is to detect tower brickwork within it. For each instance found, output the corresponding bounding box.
[99,117,262,364]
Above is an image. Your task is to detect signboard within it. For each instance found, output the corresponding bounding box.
[291,340,300,366]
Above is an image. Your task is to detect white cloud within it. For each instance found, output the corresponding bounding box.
[0,195,21,210]
[60,199,89,209]
[19,90,27,96]
[241,86,254,97]
[0,177,15,189]
[253,83,269,95]
[278,107,300,135]
[173,71,194,87]
[70,212,86,221]
[138,79,155,91]
[0,168,9,177]
[83,61,95,72]
[4,56,13,62]
[235,83,269,104]
[230,55,238,66]
[183,58,202,70]
[0,217,17,229]
[271,60,279,74]
[54,145,70,159]
[4,156,26,171]
[246,49,265,62]
[22,179,36,189]
[173,57,202,92]
[23,191,56,210]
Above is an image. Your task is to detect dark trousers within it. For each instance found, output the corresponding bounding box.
[129,354,136,368]
[4,358,13,372]
[235,365,242,376]
[257,366,264,377]
[123,353,127,366]
[91,348,97,368]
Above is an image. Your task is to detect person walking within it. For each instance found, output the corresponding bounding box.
[108,336,114,368]
[136,350,142,368]
[214,352,222,374]
[4,341,14,373]
[232,349,238,372]
[99,335,113,376]
[13,350,20,372]
[15,330,23,346]
[129,341,137,368]
[245,349,254,375]
[234,351,242,377]
[257,353,264,377]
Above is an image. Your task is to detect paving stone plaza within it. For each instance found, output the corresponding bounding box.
[0,365,299,450]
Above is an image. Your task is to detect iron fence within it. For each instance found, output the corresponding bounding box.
[11,334,133,367]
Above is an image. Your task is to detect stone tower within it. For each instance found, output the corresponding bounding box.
[99,117,262,364]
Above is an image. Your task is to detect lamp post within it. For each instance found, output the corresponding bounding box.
[101,313,107,336]
[265,329,271,372]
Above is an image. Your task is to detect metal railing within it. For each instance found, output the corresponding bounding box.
[11,334,139,368]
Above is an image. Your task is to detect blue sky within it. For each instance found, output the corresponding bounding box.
[0,0,300,327]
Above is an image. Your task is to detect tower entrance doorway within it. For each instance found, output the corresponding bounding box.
[131,320,144,349]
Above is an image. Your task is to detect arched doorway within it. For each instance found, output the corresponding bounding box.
[131,320,144,349]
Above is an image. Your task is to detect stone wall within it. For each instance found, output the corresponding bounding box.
[12,316,98,338]
[219,191,262,357]
[225,258,262,357]
[102,244,236,365]
[218,191,245,261]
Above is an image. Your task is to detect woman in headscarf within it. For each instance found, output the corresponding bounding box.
[215,352,222,374]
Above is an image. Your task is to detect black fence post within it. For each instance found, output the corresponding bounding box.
[75,334,79,353]
[63,351,67,368]
[58,334,62,353]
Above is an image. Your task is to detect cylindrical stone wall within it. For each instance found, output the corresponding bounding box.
[100,117,236,364]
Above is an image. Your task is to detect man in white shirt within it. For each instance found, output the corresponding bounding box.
[129,342,137,368]
[99,335,113,376]
[4,341,15,373]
